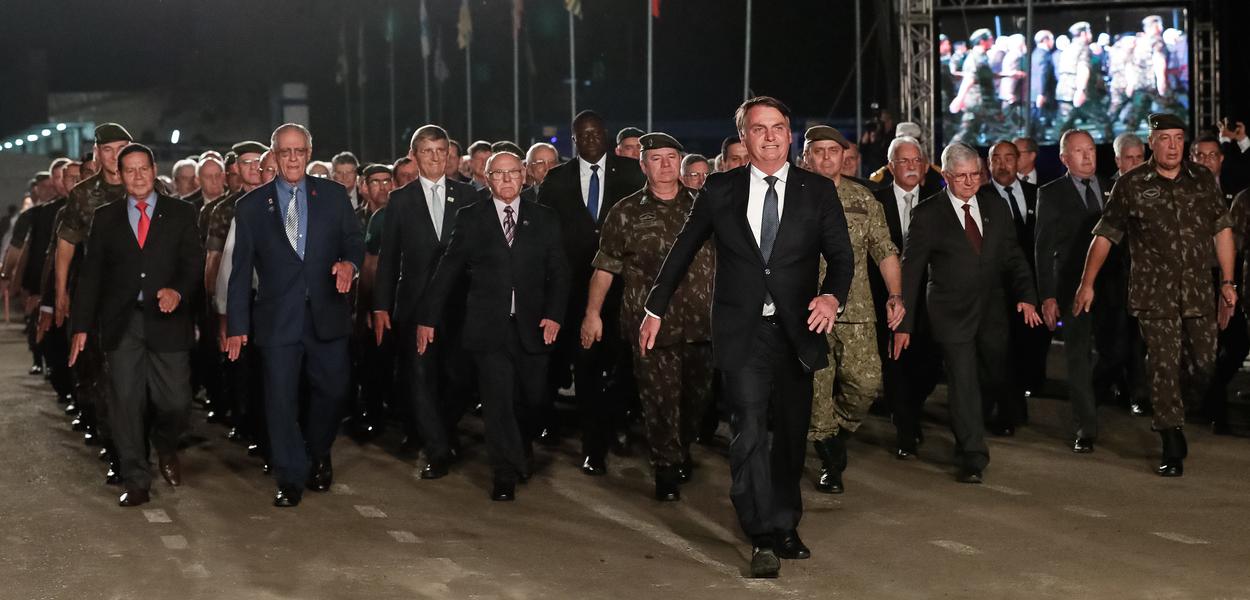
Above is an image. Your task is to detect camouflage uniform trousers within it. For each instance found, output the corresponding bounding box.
[631,341,713,468]
[1138,315,1216,430]
[809,322,882,441]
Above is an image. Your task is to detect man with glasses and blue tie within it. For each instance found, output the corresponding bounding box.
[224,123,363,508]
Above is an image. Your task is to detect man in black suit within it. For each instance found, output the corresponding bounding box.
[1035,129,1117,452]
[640,97,854,578]
[225,124,364,507]
[1030,30,1059,137]
[373,124,478,478]
[979,140,1046,434]
[871,136,942,458]
[893,142,1041,485]
[418,151,569,502]
[69,143,204,507]
[537,110,645,474]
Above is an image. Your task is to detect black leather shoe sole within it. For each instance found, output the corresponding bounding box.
[749,548,781,578]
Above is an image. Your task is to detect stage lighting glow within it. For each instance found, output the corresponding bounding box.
[55,123,67,131]
[41,129,51,137]
[26,134,38,142]
[2,142,11,149]
[15,139,24,146]
[170,129,181,144]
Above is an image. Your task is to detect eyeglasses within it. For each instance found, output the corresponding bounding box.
[367,178,393,186]
[891,158,925,167]
[416,147,448,157]
[239,158,261,166]
[488,169,523,181]
[947,172,981,184]
[1192,151,1222,161]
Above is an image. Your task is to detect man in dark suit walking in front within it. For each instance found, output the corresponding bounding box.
[639,97,854,578]
[979,140,1045,434]
[1035,129,1118,452]
[225,123,364,508]
[417,151,569,502]
[537,110,645,474]
[893,142,1041,485]
[70,143,204,507]
[373,124,478,479]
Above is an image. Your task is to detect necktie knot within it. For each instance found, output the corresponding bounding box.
[1081,178,1092,187]
[764,175,778,188]
[590,165,599,173]
[136,200,148,211]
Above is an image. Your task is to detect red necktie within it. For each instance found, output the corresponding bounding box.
[961,202,981,254]
[136,200,150,248]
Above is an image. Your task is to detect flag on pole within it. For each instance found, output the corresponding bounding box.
[457,0,473,49]
[513,0,524,33]
[434,29,450,83]
[564,0,582,18]
[652,0,661,18]
[419,0,431,59]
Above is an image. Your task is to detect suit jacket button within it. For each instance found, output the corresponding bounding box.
[764,268,771,275]
[140,273,146,278]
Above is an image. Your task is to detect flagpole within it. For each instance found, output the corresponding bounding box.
[466,43,473,141]
[357,19,366,154]
[743,0,752,101]
[388,7,397,158]
[646,0,653,132]
[513,5,520,143]
[568,10,577,133]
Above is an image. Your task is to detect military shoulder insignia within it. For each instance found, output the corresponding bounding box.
[1141,187,1161,200]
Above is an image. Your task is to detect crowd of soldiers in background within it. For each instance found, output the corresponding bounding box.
[2,106,1248,509]
[943,14,1189,145]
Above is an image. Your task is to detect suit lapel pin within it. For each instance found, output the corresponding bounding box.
[267,197,275,212]
[523,220,530,226]
[447,197,455,204]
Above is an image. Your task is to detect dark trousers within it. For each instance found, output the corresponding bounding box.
[1060,308,1100,439]
[193,310,221,406]
[222,342,266,450]
[1093,304,1150,407]
[359,329,396,424]
[721,318,813,543]
[41,323,74,399]
[399,321,472,462]
[574,325,628,460]
[938,323,1007,472]
[25,310,44,367]
[258,310,351,488]
[104,309,192,491]
[995,316,1049,427]
[884,326,941,450]
[1205,310,1249,425]
[473,320,548,484]
[1139,315,1216,430]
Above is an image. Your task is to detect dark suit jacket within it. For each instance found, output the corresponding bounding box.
[226,177,364,346]
[418,198,570,354]
[71,194,203,352]
[644,164,854,372]
[536,154,645,314]
[978,180,1038,270]
[374,178,477,326]
[899,191,1038,344]
[1034,173,1123,309]
[870,185,932,336]
[1030,47,1057,100]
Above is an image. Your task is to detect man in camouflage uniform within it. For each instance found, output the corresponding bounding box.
[1122,16,1169,131]
[800,126,904,494]
[1055,22,1111,140]
[949,29,997,145]
[1075,113,1237,477]
[53,123,132,484]
[581,133,714,502]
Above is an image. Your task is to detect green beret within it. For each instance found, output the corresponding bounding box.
[970,28,993,43]
[1148,113,1186,132]
[93,123,133,144]
[639,132,683,153]
[361,163,393,178]
[231,141,268,156]
[617,127,645,144]
[804,125,850,149]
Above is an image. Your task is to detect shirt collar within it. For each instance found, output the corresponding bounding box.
[276,176,306,198]
[128,191,157,208]
[993,178,1019,196]
[493,197,520,212]
[948,189,977,206]
[579,155,607,172]
[894,182,918,199]
[749,162,790,184]
[419,175,446,190]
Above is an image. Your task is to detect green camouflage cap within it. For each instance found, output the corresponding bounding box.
[1148,113,1186,132]
[804,125,850,149]
[639,132,683,153]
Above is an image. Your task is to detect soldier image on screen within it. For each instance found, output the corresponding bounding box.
[1055,22,1111,141]
[1121,15,1169,131]
[949,29,997,145]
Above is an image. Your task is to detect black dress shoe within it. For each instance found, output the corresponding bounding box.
[83,428,100,446]
[1156,427,1186,477]
[816,468,844,494]
[97,447,112,462]
[491,480,516,501]
[29,364,44,376]
[64,402,78,415]
[306,457,333,492]
[1156,460,1184,477]
[71,417,86,431]
[536,427,559,447]
[205,408,228,424]
[118,489,150,507]
[104,465,123,486]
[749,547,781,578]
[419,460,449,480]
[159,454,182,487]
[1072,437,1095,454]
[226,427,244,441]
[246,443,262,457]
[581,456,607,476]
[677,460,693,483]
[895,447,917,460]
[655,468,681,501]
[988,424,1016,437]
[775,530,811,560]
[273,486,302,507]
[1130,402,1150,417]
[956,469,984,484]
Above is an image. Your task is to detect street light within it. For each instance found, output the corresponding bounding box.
[2,142,11,149]
[26,134,38,142]
[55,123,67,131]
[170,129,181,144]
[15,139,24,146]
[41,129,51,137]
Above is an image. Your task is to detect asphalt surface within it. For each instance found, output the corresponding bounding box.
[3,322,1249,600]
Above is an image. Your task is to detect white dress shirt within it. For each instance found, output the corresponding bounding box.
[419,175,448,239]
[215,220,259,316]
[748,162,790,316]
[494,197,520,315]
[892,182,919,240]
[1218,134,1250,154]
[578,155,608,220]
[948,190,983,235]
[992,178,1027,219]
[1019,169,1038,185]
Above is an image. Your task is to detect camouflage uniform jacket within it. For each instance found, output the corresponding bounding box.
[1092,159,1231,319]
[592,185,714,346]
[197,192,231,244]
[56,173,126,245]
[205,191,245,252]
[826,178,897,324]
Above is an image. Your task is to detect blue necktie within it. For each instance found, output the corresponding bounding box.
[587,165,600,221]
[760,175,780,305]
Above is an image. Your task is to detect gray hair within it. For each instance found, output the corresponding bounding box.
[171,158,198,178]
[1113,132,1144,158]
[525,142,558,162]
[270,123,313,149]
[940,142,980,171]
[196,156,225,175]
[681,153,709,173]
[1059,129,1094,154]
[887,136,926,163]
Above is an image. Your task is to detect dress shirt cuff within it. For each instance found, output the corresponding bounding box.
[40,305,53,314]
[644,309,661,321]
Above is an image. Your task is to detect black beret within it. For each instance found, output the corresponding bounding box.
[93,123,133,144]
[617,127,645,144]
[490,141,525,157]
[231,141,269,156]
[639,132,683,153]
[1148,113,1186,132]
[361,163,393,178]
[223,151,238,166]
[804,125,850,149]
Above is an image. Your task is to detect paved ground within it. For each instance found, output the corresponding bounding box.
[3,321,1250,599]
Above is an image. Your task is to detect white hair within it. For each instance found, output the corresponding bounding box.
[1113,132,1144,158]
[172,158,198,178]
[195,156,224,175]
[940,143,980,171]
[887,136,926,163]
[525,142,558,162]
[270,123,313,149]
[681,153,709,173]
